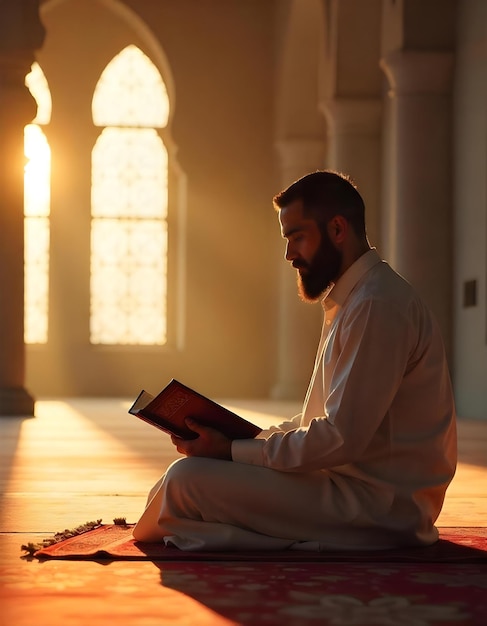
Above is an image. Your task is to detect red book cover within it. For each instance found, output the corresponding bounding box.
[129,379,262,440]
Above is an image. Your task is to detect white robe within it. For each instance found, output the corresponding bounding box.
[133,250,457,551]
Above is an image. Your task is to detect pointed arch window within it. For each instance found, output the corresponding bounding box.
[91,45,170,345]
[24,62,52,344]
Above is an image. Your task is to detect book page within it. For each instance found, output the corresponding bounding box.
[128,390,154,415]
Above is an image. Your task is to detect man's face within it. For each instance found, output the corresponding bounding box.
[279,200,342,302]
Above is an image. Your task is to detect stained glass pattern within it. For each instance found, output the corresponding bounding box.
[92,45,169,128]
[25,62,52,125]
[24,63,52,344]
[90,219,167,345]
[24,124,51,217]
[24,217,49,344]
[91,46,170,345]
[92,128,167,218]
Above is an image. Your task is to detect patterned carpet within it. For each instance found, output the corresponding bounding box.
[157,560,487,625]
[9,525,487,625]
[32,524,487,563]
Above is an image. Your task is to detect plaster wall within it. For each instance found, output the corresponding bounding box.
[28,0,279,398]
[453,0,487,418]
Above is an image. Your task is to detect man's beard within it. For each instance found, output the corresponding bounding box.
[294,240,342,302]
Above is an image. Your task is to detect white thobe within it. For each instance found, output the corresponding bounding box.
[134,249,457,551]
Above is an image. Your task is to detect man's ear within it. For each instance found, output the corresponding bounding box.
[327,216,348,245]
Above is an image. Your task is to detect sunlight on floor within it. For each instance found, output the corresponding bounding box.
[2,399,485,531]
[0,400,162,530]
[13,400,158,485]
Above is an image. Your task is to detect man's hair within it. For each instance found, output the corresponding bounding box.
[272,170,366,237]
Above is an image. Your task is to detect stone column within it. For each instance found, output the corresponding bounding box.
[0,0,44,415]
[380,51,454,356]
[321,97,383,247]
[271,139,325,401]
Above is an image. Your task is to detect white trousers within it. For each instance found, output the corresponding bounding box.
[132,457,407,551]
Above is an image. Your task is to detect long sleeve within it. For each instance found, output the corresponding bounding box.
[233,252,456,496]
[233,295,411,471]
[231,413,302,465]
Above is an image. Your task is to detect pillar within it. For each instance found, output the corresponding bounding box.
[271,139,325,401]
[321,97,383,247]
[380,50,454,356]
[0,0,45,415]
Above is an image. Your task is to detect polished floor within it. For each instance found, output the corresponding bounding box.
[0,398,486,625]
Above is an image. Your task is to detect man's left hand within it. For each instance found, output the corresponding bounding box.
[170,418,232,460]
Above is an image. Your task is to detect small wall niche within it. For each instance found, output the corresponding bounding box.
[463,279,477,308]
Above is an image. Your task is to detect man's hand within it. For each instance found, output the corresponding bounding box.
[170,418,232,460]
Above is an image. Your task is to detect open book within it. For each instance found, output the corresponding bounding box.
[128,378,262,440]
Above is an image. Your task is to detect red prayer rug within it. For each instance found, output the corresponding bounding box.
[157,560,487,625]
[32,524,487,562]
[19,526,487,625]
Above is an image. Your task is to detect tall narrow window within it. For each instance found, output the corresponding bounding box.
[91,45,169,345]
[24,63,52,344]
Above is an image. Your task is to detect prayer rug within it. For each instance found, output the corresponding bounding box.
[9,557,487,624]
[157,560,487,625]
[31,524,487,562]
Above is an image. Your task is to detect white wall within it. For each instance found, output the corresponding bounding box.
[29,0,279,398]
[453,0,487,419]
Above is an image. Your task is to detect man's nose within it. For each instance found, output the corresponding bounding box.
[285,241,295,262]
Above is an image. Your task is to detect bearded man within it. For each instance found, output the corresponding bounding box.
[133,170,457,551]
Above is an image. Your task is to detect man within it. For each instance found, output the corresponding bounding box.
[133,170,457,551]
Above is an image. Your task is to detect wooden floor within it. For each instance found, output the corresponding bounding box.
[0,398,486,625]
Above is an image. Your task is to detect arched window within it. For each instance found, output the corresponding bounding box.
[24,62,52,344]
[91,45,170,345]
